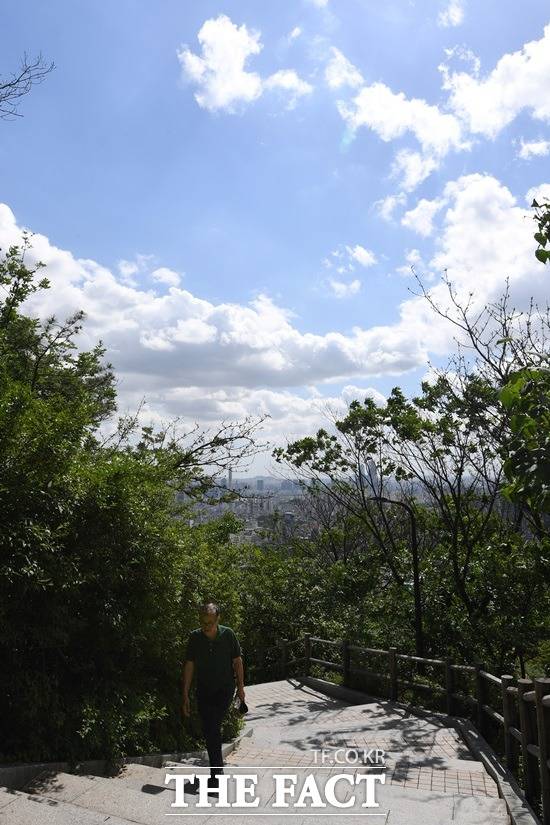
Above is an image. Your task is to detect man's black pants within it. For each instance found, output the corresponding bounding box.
[197,686,234,777]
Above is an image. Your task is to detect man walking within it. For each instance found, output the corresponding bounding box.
[182,603,245,789]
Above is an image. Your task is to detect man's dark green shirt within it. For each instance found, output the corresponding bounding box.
[185,625,241,694]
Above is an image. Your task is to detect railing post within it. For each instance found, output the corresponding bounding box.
[474,662,486,735]
[518,678,537,805]
[501,675,518,774]
[278,638,289,680]
[535,678,550,825]
[342,639,350,688]
[445,658,454,716]
[388,647,398,702]
[304,634,311,678]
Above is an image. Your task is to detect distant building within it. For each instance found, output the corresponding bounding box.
[256,479,264,491]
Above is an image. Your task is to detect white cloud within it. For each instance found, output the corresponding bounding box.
[341,384,386,406]
[2,174,547,469]
[0,204,430,402]
[443,45,480,76]
[376,193,407,221]
[308,0,329,7]
[338,82,468,189]
[328,278,362,298]
[441,23,550,138]
[264,69,313,108]
[325,47,363,90]
[438,0,465,28]
[177,15,263,113]
[347,244,377,267]
[391,150,440,191]
[396,248,432,279]
[339,82,466,157]
[323,243,377,274]
[118,259,138,277]
[178,15,313,113]
[518,138,550,160]
[288,26,302,41]
[151,267,182,287]
[429,174,550,310]
[402,197,445,236]
[525,184,550,205]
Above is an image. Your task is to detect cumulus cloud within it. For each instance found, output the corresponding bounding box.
[2,175,547,466]
[518,138,550,160]
[440,23,550,138]
[396,248,433,279]
[325,47,363,89]
[264,69,313,109]
[0,204,430,400]
[402,197,446,236]
[178,14,312,113]
[177,15,263,113]
[438,0,465,28]
[348,244,377,268]
[338,82,468,190]
[341,384,386,406]
[328,278,362,298]
[339,82,465,156]
[151,267,182,287]
[323,243,377,274]
[376,192,408,221]
[391,150,440,191]
[525,184,550,206]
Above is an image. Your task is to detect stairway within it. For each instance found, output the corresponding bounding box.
[0,679,511,824]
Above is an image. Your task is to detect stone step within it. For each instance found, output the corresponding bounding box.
[15,767,509,824]
[22,771,211,824]
[0,787,136,825]
[113,764,507,820]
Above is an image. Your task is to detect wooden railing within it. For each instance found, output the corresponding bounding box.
[264,635,550,825]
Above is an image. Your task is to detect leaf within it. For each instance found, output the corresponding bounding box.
[535,248,550,264]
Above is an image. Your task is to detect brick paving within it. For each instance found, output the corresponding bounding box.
[229,679,501,804]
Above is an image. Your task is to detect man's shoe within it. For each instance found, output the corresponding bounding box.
[184,778,200,794]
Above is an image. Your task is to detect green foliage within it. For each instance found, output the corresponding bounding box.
[532,198,550,264]
[0,243,247,762]
[498,367,550,515]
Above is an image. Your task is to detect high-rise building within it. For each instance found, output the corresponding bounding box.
[228,468,233,489]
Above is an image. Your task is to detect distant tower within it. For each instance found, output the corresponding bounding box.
[228,468,233,489]
[256,479,264,492]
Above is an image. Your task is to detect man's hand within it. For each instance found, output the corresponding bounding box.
[182,694,190,717]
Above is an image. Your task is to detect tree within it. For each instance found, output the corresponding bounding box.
[0,240,267,762]
[274,400,427,657]
[0,53,54,119]
[532,197,550,265]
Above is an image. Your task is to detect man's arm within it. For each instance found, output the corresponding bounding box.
[182,660,194,716]
[233,656,245,699]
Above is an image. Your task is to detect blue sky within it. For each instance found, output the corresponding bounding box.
[1,0,550,472]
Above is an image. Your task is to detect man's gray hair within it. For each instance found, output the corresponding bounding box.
[199,602,220,616]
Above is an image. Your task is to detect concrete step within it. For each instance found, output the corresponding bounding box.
[22,770,212,824]
[15,767,510,824]
[0,787,136,825]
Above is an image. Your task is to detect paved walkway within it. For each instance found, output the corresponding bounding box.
[0,678,510,824]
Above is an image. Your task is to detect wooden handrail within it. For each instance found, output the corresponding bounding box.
[275,634,550,822]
